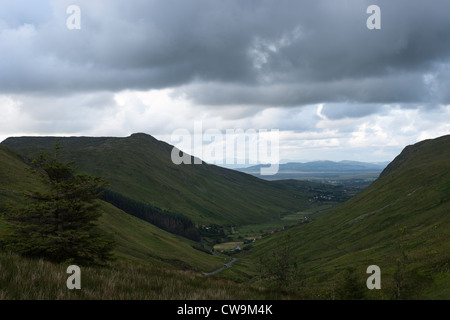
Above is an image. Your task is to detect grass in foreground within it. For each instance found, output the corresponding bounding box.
[0,251,299,300]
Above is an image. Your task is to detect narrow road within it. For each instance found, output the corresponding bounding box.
[203,258,237,276]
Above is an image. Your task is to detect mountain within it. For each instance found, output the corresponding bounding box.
[0,145,43,212]
[1,133,307,225]
[0,144,298,299]
[0,144,223,272]
[239,135,450,299]
[239,160,387,173]
[3,132,448,299]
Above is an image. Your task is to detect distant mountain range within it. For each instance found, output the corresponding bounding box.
[235,160,389,181]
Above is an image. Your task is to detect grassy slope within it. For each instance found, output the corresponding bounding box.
[2,134,449,299]
[0,145,42,205]
[0,251,299,300]
[0,145,44,236]
[97,201,224,272]
[0,145,223,273]
[233,135,450,299]
[0,145,300,300]
[1,133,307,225]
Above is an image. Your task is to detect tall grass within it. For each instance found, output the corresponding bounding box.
[0,251,298,300]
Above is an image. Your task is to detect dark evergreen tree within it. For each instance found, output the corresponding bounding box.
[100,189,200,241]
[2,143,115,265]
[335,267,366,300]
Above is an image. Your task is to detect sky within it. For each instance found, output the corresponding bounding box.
[1,0,450,166]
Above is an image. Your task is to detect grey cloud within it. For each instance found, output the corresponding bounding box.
[432,63,450,104]
[0,0,53,27]
[320,104,382,120]
[180,72,431,107]
[7,91,118,133]
[1,0,450,110]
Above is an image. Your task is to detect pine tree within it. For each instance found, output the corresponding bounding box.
[335,267,366,300]
[2,142,115,265]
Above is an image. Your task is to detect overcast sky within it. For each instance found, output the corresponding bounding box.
[1,0,450,165]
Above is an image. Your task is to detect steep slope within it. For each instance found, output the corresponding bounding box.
[241,135,450,298]
[0,145,43,235]
[2,133,307,225]
[0,145,223,272]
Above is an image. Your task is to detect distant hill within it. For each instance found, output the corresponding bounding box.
[236,160,388,176]
[236,160,388,183]
[242,135,450,299]
[239,160,387,173]
[1,133,308,225]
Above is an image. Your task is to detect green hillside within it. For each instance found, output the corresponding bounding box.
[0,143,301,300]
[1,133,307,225]
[0,145,42,206]
[2,134,449,299]
[0,146,41,237]
[234,135,450,299]
[0,145,224,273]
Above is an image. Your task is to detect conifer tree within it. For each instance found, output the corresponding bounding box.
[2,142,115,265]
[335,267,366,300]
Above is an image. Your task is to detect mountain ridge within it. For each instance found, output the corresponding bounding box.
[1,133,308,225]
[0,143,224,272]
[240,134,450,298]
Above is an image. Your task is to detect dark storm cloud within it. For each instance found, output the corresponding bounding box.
[1,0,450,112]
[320,104,383,120]
[179,72,431,107]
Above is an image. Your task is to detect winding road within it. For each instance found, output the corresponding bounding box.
[203,258,237,276]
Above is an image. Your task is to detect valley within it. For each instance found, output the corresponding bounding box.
[0,133,449,300]
[2,0,450,305]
